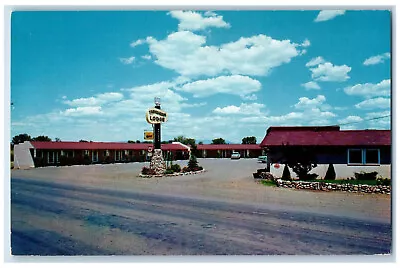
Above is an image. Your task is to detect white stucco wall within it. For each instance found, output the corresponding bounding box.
[13,141,35,169]
[269,163,391,180]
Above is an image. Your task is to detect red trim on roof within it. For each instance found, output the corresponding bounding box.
[196,144,261,150]
[260,126,391,147]
[30,141,189,151]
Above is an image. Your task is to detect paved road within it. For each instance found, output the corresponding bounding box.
[11,177,391,256]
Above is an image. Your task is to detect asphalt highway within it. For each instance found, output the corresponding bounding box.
[10,177,392,256]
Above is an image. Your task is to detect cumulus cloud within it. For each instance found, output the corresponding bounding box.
[61,106,103,117]
[212,103,265,115]
[363,52,390,66]
[355,97,390,110]
[130,39,145,47]
[119,56,135,64]
[301,39,311,47]
[314,10,346,22]
[169,10,230,31]
[64,92,124,107]
[338,115,363,124]
[344,79,390,98]
[141,55,152,60]
[177,75,262,99]
[309,61,351,82]
[145,31,303,77]
[302,81,321,90]
[305,56,325,67]
[294,95,327,109]
[366,111,391,129]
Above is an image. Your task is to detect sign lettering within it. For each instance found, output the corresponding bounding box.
[146,108,168,124]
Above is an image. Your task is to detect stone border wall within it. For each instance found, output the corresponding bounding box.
[275,179,391,194]
[139,169,206,178]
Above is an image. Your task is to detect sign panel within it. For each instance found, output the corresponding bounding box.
[144,131,154,140]
[146,108,168,124]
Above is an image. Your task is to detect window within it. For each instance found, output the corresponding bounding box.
[84,150,89,156]
[348,149,362,164]
[348,149,380,165]
[365,149,380,164]
[104,150,109,157]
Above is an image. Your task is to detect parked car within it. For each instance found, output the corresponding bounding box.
[258,155,268,163]
[231,152,241,160]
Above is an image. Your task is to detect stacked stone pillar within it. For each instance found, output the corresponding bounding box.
[150,149,166,175]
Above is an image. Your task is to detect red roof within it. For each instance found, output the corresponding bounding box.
[260,126,391,147]
[196,144,261,150]
[30,141,189,151]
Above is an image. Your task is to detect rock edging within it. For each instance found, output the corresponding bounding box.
[275,179,391,194]
[138,169,206,178]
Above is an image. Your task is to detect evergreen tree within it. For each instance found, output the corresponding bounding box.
[324,163,336,180]
[282,164,291,181]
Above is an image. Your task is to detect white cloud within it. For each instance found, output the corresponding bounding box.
[302,81,320,90]
[314,10,346,22]
[141,55,152,60]
[180,102,207,108]
[61,106,103,117]
[344,79,390,98]
[177,75,261,99]
[130,39,145,47]
[145,31,303,77]
[119,56,135,64]
[120,81,190,114]
[305,56,325,67]
[212,103,265,115]
[355,97,390,110]
[242,94,258,101]
[64,92,124,107]
[169,10,230,31]
[301,39,311,47]
[309,61,351,82]
[363,52,390,66]
[365,111,391,129]
[294,95,326,109]
[338,115,363,124]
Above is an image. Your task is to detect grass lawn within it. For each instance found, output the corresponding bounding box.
[261,180,277,187]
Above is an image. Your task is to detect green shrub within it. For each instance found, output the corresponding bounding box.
[354,171,378,181]
[303,173,319,181]
[377,178,391,186]
[170,164,181,172]
[281,164,291,181]
[164,169,174,175]
[324,164,336,180]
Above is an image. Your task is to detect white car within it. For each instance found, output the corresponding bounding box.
[231,152,241,159]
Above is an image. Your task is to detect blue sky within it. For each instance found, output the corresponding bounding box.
[10,10,391,143]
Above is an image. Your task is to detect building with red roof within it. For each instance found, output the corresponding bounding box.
[260,126,391,179]
[195,144,263,158]
[13,141,190,169]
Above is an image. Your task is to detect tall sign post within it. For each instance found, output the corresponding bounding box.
[145,97,168,175]
[154,97,161,149]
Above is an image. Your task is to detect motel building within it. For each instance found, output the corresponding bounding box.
[195,144,263,158]
[260,126,392,179]
[13,141,191,169]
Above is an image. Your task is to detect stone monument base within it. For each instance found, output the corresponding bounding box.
[150,149,166,175]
